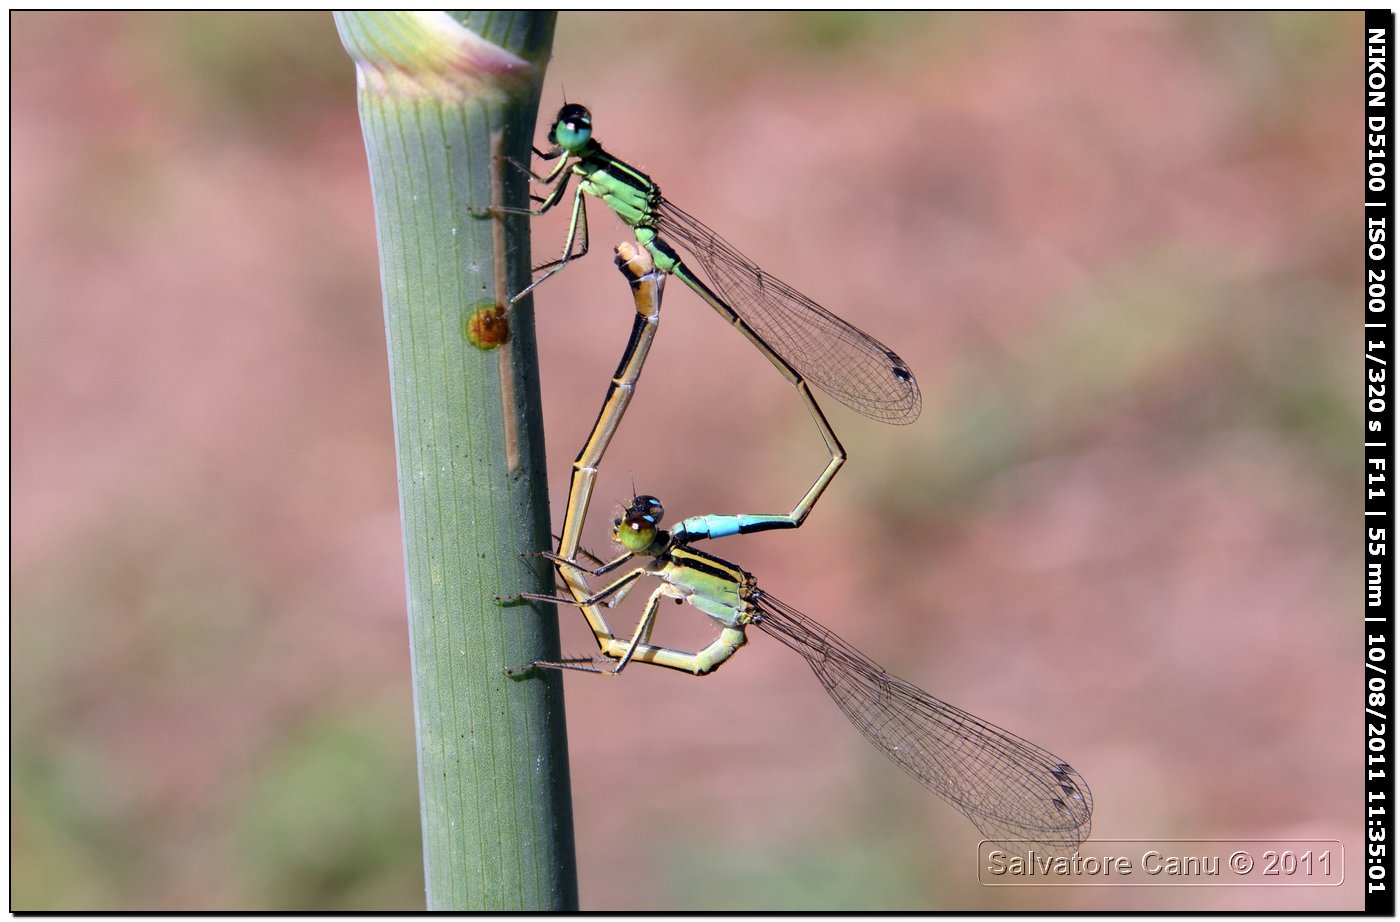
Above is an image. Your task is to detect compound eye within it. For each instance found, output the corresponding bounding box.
[616,512,657,554]
[550,104,592,151]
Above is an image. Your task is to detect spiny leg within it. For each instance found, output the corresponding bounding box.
[611,586,670,673]
[510,188,590,303]
[505,655,616,677]
[514,564,647,610]
[476,155,572,220]
[503,148,570,186]
[529,547,633,579]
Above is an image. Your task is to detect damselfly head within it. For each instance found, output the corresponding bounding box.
[613,513,658,555]
[634,494,665,521]
[550,104,593,152]
[612,494,665,554]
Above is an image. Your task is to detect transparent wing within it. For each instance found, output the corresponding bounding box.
[753,592,1092,857]
[655,199,922,425]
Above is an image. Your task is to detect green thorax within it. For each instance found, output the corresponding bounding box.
[572,141,663,237]
[658,544,758,628]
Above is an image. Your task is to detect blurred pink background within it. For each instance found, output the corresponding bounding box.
[13,11,1363,910]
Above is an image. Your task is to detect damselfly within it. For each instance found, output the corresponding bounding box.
[496,104,921,431]
[515,494,1093,858]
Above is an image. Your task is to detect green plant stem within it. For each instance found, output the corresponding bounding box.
[334,12,576,910]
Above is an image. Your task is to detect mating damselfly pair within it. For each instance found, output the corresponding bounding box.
[488,104,1092,858]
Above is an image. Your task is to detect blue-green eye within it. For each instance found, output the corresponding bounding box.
[550,104,592,152]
